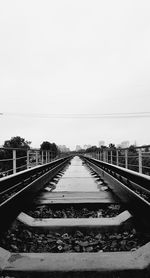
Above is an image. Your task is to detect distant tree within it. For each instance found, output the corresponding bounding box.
[100,145,107,150]
[51,143,58,154]
[40,141,59,159]
[128,145,137,153]
[85,146,98,153]
[76,149,85,153]
[144,146,149,152]
[108,143,116,149]
[0,136,31,175]
[3,136,31,149]
[40,141,52,150]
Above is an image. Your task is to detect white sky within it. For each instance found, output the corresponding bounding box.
[0,0,150,150]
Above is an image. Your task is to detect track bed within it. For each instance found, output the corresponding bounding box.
[0,156,150,278]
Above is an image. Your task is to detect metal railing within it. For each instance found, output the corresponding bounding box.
[0,147,66,177]
[84,145,150,176]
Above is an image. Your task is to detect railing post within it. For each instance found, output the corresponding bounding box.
[41,151,44,164]
[46,151,48,163]
[100,151,102,161]
[104,151,106,162]
[138,149,142,173]
[116,150,119,166]
[48,151,50,163]
[125,149,128,169]
[102,151,104,161]
[35,151,38,166]
[110,151,113,164]
[27,150,30,169]
[106,151,108,163]
[105,151,109,163]
[13,149,16,174]
[103,151,106,162]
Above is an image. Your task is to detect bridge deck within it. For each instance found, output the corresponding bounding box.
[34,156,119,204]
[54,156,100,192]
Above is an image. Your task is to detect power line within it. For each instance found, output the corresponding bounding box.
[0,112,150,119]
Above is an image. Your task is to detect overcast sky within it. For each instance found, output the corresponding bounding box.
[0,0,150,150]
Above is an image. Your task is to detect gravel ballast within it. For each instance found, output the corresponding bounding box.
[0,221,149,253]
[25,204,123,218]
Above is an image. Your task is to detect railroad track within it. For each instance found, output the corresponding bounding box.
[0,155,150,278]
[0,156,72,231]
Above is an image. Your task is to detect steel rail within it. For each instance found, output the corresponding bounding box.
[0,156,72,233]
[81,156,150,230]
[0,156,71,193]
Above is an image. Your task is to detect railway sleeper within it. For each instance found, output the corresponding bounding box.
[17,210,133,232]
[1,243,150,277]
